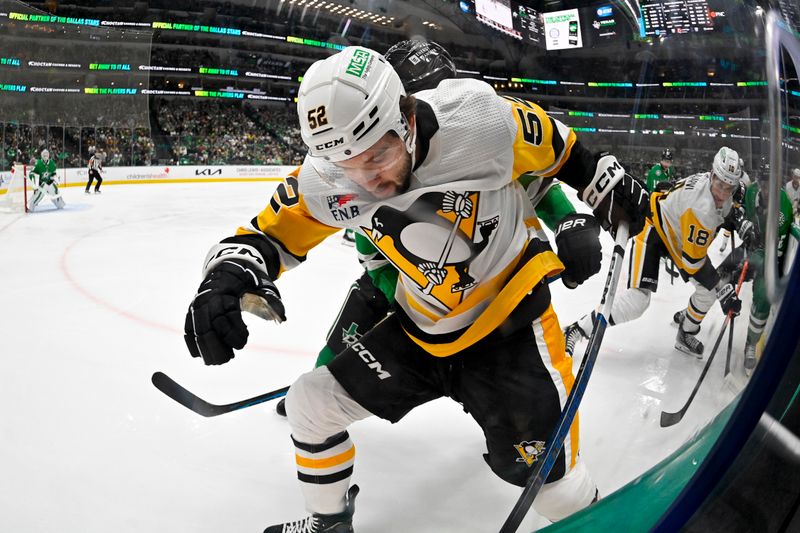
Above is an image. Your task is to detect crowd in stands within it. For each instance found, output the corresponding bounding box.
[1,102,787,176]
[154,99,303,165]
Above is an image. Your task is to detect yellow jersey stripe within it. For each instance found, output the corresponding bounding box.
[404,249,564,357]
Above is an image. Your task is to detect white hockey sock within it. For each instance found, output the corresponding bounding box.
[607,288,651,326]
[285,366,373,515]
[293,431,354,515]
[683,284,716,333]
[533,460,597,522]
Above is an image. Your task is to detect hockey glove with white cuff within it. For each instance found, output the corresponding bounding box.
[184,243,285,366]
[715,281,742,317]
[554,213,602,289]
[580,154,649,238]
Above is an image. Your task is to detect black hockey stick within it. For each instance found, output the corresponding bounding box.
[724,233,737,376]
[152,371,289,417]
[724,315,735,377]
[498,222,629,533]
[660,261,749,428]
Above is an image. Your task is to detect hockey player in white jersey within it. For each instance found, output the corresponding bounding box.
[183,46,649,532]
[565,147,751,359]
[27,149,65,212]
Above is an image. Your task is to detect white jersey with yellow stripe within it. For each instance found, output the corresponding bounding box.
[651,172,730,275]
[240,79,575,355]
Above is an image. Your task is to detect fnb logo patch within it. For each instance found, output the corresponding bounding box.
[327,194,360,221]
[345,49,371,78]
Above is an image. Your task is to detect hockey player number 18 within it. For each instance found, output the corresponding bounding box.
[687,224,710,246]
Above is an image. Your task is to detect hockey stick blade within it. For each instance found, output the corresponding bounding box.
[152,372,289,417]
[499,223,629,533]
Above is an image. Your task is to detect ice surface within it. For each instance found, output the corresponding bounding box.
[0,181,749,532]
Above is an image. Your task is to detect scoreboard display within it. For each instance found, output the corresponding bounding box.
[473,0,543,44]
[641,0,715,36]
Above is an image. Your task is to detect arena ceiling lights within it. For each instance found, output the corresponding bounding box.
[285,0,398,26]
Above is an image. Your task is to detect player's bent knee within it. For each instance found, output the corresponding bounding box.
[285,366,372,444]
[483,451,537,487]
[532,460,597,522]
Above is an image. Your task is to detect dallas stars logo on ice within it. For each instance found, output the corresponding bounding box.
[514,440,546,466]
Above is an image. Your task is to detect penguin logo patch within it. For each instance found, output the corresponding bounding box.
[361,191,499,311]
[514,440,546,466]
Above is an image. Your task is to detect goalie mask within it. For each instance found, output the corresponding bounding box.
[297,46,415,188]
[41,149,50,162]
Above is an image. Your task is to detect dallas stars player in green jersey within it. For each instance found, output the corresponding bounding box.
[717,180,798,375]
[646,148,675,193]
[28,149,65,211]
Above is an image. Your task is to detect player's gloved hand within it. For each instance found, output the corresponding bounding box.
[554,213,602,289]
[716,282,742,317]
[737,219,756,249]
[733,182,747,204]
[580,154,649,238]
[716,247,744,278]
[185,246,285,366]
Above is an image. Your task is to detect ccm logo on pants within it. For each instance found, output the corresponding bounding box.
[350,342,392,380]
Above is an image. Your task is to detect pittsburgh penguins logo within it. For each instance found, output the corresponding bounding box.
[362,191,499,310]
[514,440,546,466]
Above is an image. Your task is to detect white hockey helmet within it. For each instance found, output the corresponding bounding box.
[41,149,50,161]
[711,147,742,186]
[297,46,412,165]
[793,167,800,179]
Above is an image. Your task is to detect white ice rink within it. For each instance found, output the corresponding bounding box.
[0,180,751,532]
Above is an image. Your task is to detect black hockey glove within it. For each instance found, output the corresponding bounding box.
[723,205,756,250]
[715,282,742,317]
[716,247,754,282]
[580,154,649,239]
[185,246,285,366]
[554,213,602,289]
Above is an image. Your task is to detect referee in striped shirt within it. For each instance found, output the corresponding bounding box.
[85,152,104,194]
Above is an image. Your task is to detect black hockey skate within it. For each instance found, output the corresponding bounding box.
[563,321,589,357]
[276,398,287,417]
[264,485,359,533]
[675,327,704,358]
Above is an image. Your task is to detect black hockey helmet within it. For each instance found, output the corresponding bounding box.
[384,39,457,94]
[661,148,673,161]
